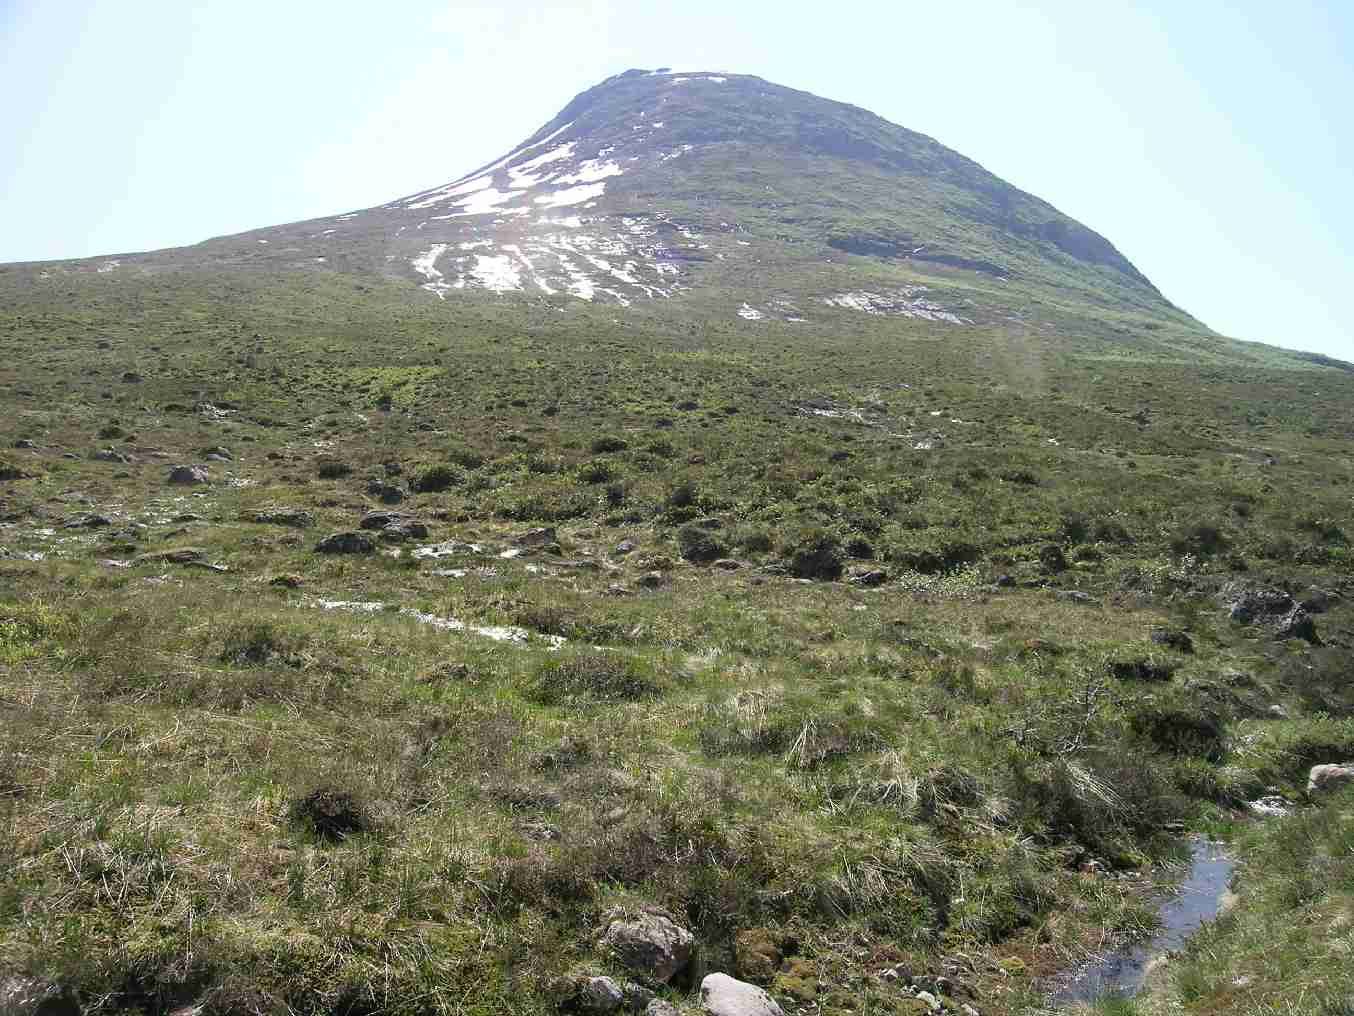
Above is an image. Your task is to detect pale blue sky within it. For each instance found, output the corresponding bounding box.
[2,1,1350,357]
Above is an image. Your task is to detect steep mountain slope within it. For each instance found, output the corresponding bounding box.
[11,69,1192,330]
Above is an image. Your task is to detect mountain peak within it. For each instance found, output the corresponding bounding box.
[31,69,1182,327]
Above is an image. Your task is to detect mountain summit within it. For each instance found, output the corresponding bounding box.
[51,69,1186,329]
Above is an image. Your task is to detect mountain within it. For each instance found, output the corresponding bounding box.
[10,68,1193,330]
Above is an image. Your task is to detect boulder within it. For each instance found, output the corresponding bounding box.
[1221,582,1317,642]
[579,976,624,1014]
[515,526,558,548]
[700,973,784,1016]
[315,531,375,554]
[1150,627,1194,653]
[601,913,695,983]
[366,480,405,504]
[0,975,80,1016]
[133,547,205,565]
[246,507,314,529]
[1308,764,1354,794]
[167,464,210,485]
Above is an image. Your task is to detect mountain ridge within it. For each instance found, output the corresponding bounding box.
[4,67,1195,334]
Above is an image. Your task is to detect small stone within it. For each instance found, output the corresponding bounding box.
[1308,764,1354,794]
[13,439,36,449]
[995,574,1016,587]
[849,569,888,587]
[700,973,784,1016]
[315,531,375,554]
[246,507,314,528]
[1267,704,1289,720]
[580,976,625,1014]
[134,547,206,565]
[1150,627,1194,653]
[713,558,743,571]
[1056,590,1098,605]
[915,991,940,1013]
[962,1005,981,1016]
[367,479,405,504]
[638,571,665,589]
[615,539,637,555]
[202,445,233,461]
[601,915,693,986]
[0,974,80,1016]
[623,984,656,1011]
[515,526,557,548]
[644,1002,679,1016]
[167,464,210,485]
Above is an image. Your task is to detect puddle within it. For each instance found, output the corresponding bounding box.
[1051,838,1234,1005]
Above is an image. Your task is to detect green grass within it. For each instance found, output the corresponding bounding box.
[0,261,1350,1015]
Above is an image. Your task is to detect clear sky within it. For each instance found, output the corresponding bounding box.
[2,0,1350,357]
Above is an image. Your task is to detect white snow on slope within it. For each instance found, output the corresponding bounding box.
[411,243,453,298]
[738,303,764,320]
[401,120,577,209]
[823,289,969,324]
[470,254,522,293]
[554,159,624,185]
[535,182,608,208]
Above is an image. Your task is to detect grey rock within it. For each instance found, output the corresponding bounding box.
[713,558,743,571]
[995,574,1016,588]
[624,984,656,1011]
[64,514,112,529]
[601,913,695,983]
[1300,587,1338,614]
[167,464,210,485]
[514,526,557,547]
[1222,582,1317,642]
[915,991,940,1012]
[1308,764,1354,794]
[247,507,314,528]
[644,1002,679,1016]
[0,974,80,1016]
[92,448,134,464]
[615,539,637,555]
[580,976,625,1014]
[315,531,375,555]
[849,569,888,587]
[360,511,408,531]
[1150,627,1194,653]
[13,439,36,449]
[382,521,428,541]
[1057,590,1098,605]
[366,479,405,504]
[700,973,784,1016]
[1268,704,1289,720]
[637,571,665,589]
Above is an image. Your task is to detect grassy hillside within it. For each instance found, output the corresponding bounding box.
[1,266,1353,1015]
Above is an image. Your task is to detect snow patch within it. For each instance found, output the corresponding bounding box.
[535,182,608,208]
[554,159,624,185]
[411,244,453,299]
[822,289,969,324]
[470,254,523,293]
[738,303,765,321]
